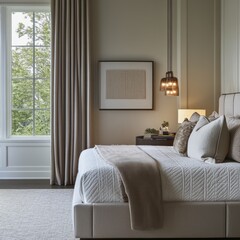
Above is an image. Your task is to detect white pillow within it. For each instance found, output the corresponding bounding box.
[187,115,229,163]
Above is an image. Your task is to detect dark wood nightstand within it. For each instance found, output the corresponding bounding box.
[136,134,175,146]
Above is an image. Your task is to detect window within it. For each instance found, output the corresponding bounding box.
[1,6,51,138]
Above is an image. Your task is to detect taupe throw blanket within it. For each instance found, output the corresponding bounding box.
[95,145,163,230]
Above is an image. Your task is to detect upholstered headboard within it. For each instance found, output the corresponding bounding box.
[219,93,240,116]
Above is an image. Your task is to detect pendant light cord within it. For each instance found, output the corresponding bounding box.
[160,0,179,96]
[167,0,172,72]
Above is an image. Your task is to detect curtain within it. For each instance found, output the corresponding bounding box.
[51,0,92,185]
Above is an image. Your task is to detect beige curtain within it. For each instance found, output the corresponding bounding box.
[51,0,92,185]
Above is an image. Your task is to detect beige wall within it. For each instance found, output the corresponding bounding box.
[91,0,220,145]
[185,0,221,113]
[221,0,240,94]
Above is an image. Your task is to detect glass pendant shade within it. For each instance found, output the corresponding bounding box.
[160,71,179,96]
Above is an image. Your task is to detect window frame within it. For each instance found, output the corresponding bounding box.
[0,4,51,141]
[0,6,7,141]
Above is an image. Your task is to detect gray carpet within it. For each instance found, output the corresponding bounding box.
[0,189,77,240]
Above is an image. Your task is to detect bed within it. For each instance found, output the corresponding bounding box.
[72,92,240,239]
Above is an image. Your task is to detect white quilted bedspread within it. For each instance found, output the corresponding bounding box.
[78,145,240,203]
[78,147,126,203]
[141,146,240,201]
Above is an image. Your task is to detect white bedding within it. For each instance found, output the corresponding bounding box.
[78,145,240,203]
[78,147,126,203]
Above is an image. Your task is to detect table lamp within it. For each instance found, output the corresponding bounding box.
[178,109,206,123]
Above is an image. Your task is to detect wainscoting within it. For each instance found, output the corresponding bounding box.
[0,141,50,179]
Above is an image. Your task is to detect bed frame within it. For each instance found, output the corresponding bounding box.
[72,92,240,239]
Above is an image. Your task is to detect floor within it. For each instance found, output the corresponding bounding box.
[0,181,234,240]
[0,179,74,189]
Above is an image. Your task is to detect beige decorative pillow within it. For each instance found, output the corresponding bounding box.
[226,116,240,162]
[208,111,219,121]
[187,115,229,163]
[173,119,196,155]
[189,112,200,122]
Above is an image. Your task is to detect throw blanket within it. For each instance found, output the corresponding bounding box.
[95,145,163,230]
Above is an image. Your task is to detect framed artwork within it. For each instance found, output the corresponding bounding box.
[99,61,153,110]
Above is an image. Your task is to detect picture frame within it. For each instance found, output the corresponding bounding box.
[99,61,153,110]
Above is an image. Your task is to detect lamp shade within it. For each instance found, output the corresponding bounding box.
[178,109,206,123]
[160,71,179,96]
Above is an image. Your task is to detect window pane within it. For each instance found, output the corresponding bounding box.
[9,8,51,137]
[12,79,33,108]
[12,12,33,46]
[12,110,33,135]
[35,110,50,135]
[35,79,50,109]
[35,12,51,46]
[35,47,50,78]
[12,47,33,78]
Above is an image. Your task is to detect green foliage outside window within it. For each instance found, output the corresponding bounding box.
[11,11,51,136]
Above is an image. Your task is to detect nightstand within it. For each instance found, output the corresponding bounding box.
[136,134,175,146]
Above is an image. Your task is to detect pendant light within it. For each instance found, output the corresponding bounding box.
[160,0,179,96]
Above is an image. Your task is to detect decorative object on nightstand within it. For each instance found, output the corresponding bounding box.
[144,128,159,139]
[141,121,175,145]
[159,120,169,135]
